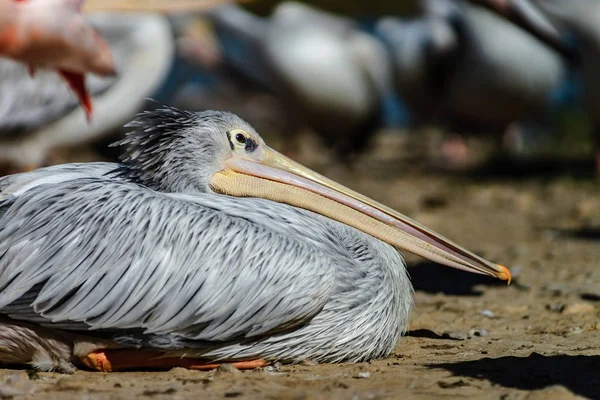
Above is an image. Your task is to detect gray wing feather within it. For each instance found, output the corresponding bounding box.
[0,174,336,342]
[0,162,118,200]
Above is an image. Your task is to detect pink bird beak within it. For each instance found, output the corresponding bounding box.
[0,0,117,120]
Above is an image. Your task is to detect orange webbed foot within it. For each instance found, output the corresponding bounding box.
[80,349,267,372]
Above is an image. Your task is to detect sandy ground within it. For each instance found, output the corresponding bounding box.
[0,134,599,400]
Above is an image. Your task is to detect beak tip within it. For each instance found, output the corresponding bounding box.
[497,264,512,284]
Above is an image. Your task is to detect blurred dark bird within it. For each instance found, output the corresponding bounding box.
[0,0,116,119]
[0,13,173,173]
[494,0,600,173]
[376,0,567,167]
[209,2,394,164]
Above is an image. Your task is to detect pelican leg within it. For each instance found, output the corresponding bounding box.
[80,350,266,372]
[187,359,267,371]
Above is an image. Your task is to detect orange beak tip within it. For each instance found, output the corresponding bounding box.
[497,264,512,285]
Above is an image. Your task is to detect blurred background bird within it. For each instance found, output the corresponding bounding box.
[376,0,568,169]
[491,0,600,174]
[0,0,597,175]
[207,2,394,166]
[0,0,116,119]
[0,12,173,173]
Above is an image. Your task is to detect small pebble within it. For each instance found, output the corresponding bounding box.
[565,327,583,336]
[546,303,565,313]
[479,310,494,318]
[468,328,488,338]
[271,361,282,371]
[355,372,371,379]
[216,364,241,375]
[262,361,282,373]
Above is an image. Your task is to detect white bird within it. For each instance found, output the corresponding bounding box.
[210,2,394,163]
[0,13,173,172]
[376,0,567,161]
[494,0,600,173]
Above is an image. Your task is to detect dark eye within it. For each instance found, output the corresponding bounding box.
[235,133,246,144]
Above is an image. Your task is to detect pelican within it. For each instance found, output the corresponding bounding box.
[0,13,173,172]
[209,2,393,163]
[376,0,567,162]
[486,0,600,173]
[0,106,510,373]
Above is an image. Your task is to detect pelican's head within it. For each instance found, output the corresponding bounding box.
[119,106,511,282]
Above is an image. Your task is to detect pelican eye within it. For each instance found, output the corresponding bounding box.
[228,130,258,152]
[235,133,247,144]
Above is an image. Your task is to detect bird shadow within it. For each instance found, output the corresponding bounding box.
[428,353,600,399]
[406,329,471,341]
[407,261,512,296]
[544,226,600,241]
[406,329,447,340]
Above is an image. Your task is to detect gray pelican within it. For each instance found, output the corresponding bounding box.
[491,0,600,173]
[0,13,173,172]
[376,0,567,163]
[0,105,510,373]
[209,2,393,163]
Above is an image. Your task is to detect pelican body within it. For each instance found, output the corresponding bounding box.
[376,0,566,134]
[489,0,600,172]
[0,106,509,372]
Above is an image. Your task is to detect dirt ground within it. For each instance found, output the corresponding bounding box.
[0,133,599,400]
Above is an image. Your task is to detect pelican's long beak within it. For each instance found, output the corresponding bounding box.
[210,147,510,282]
